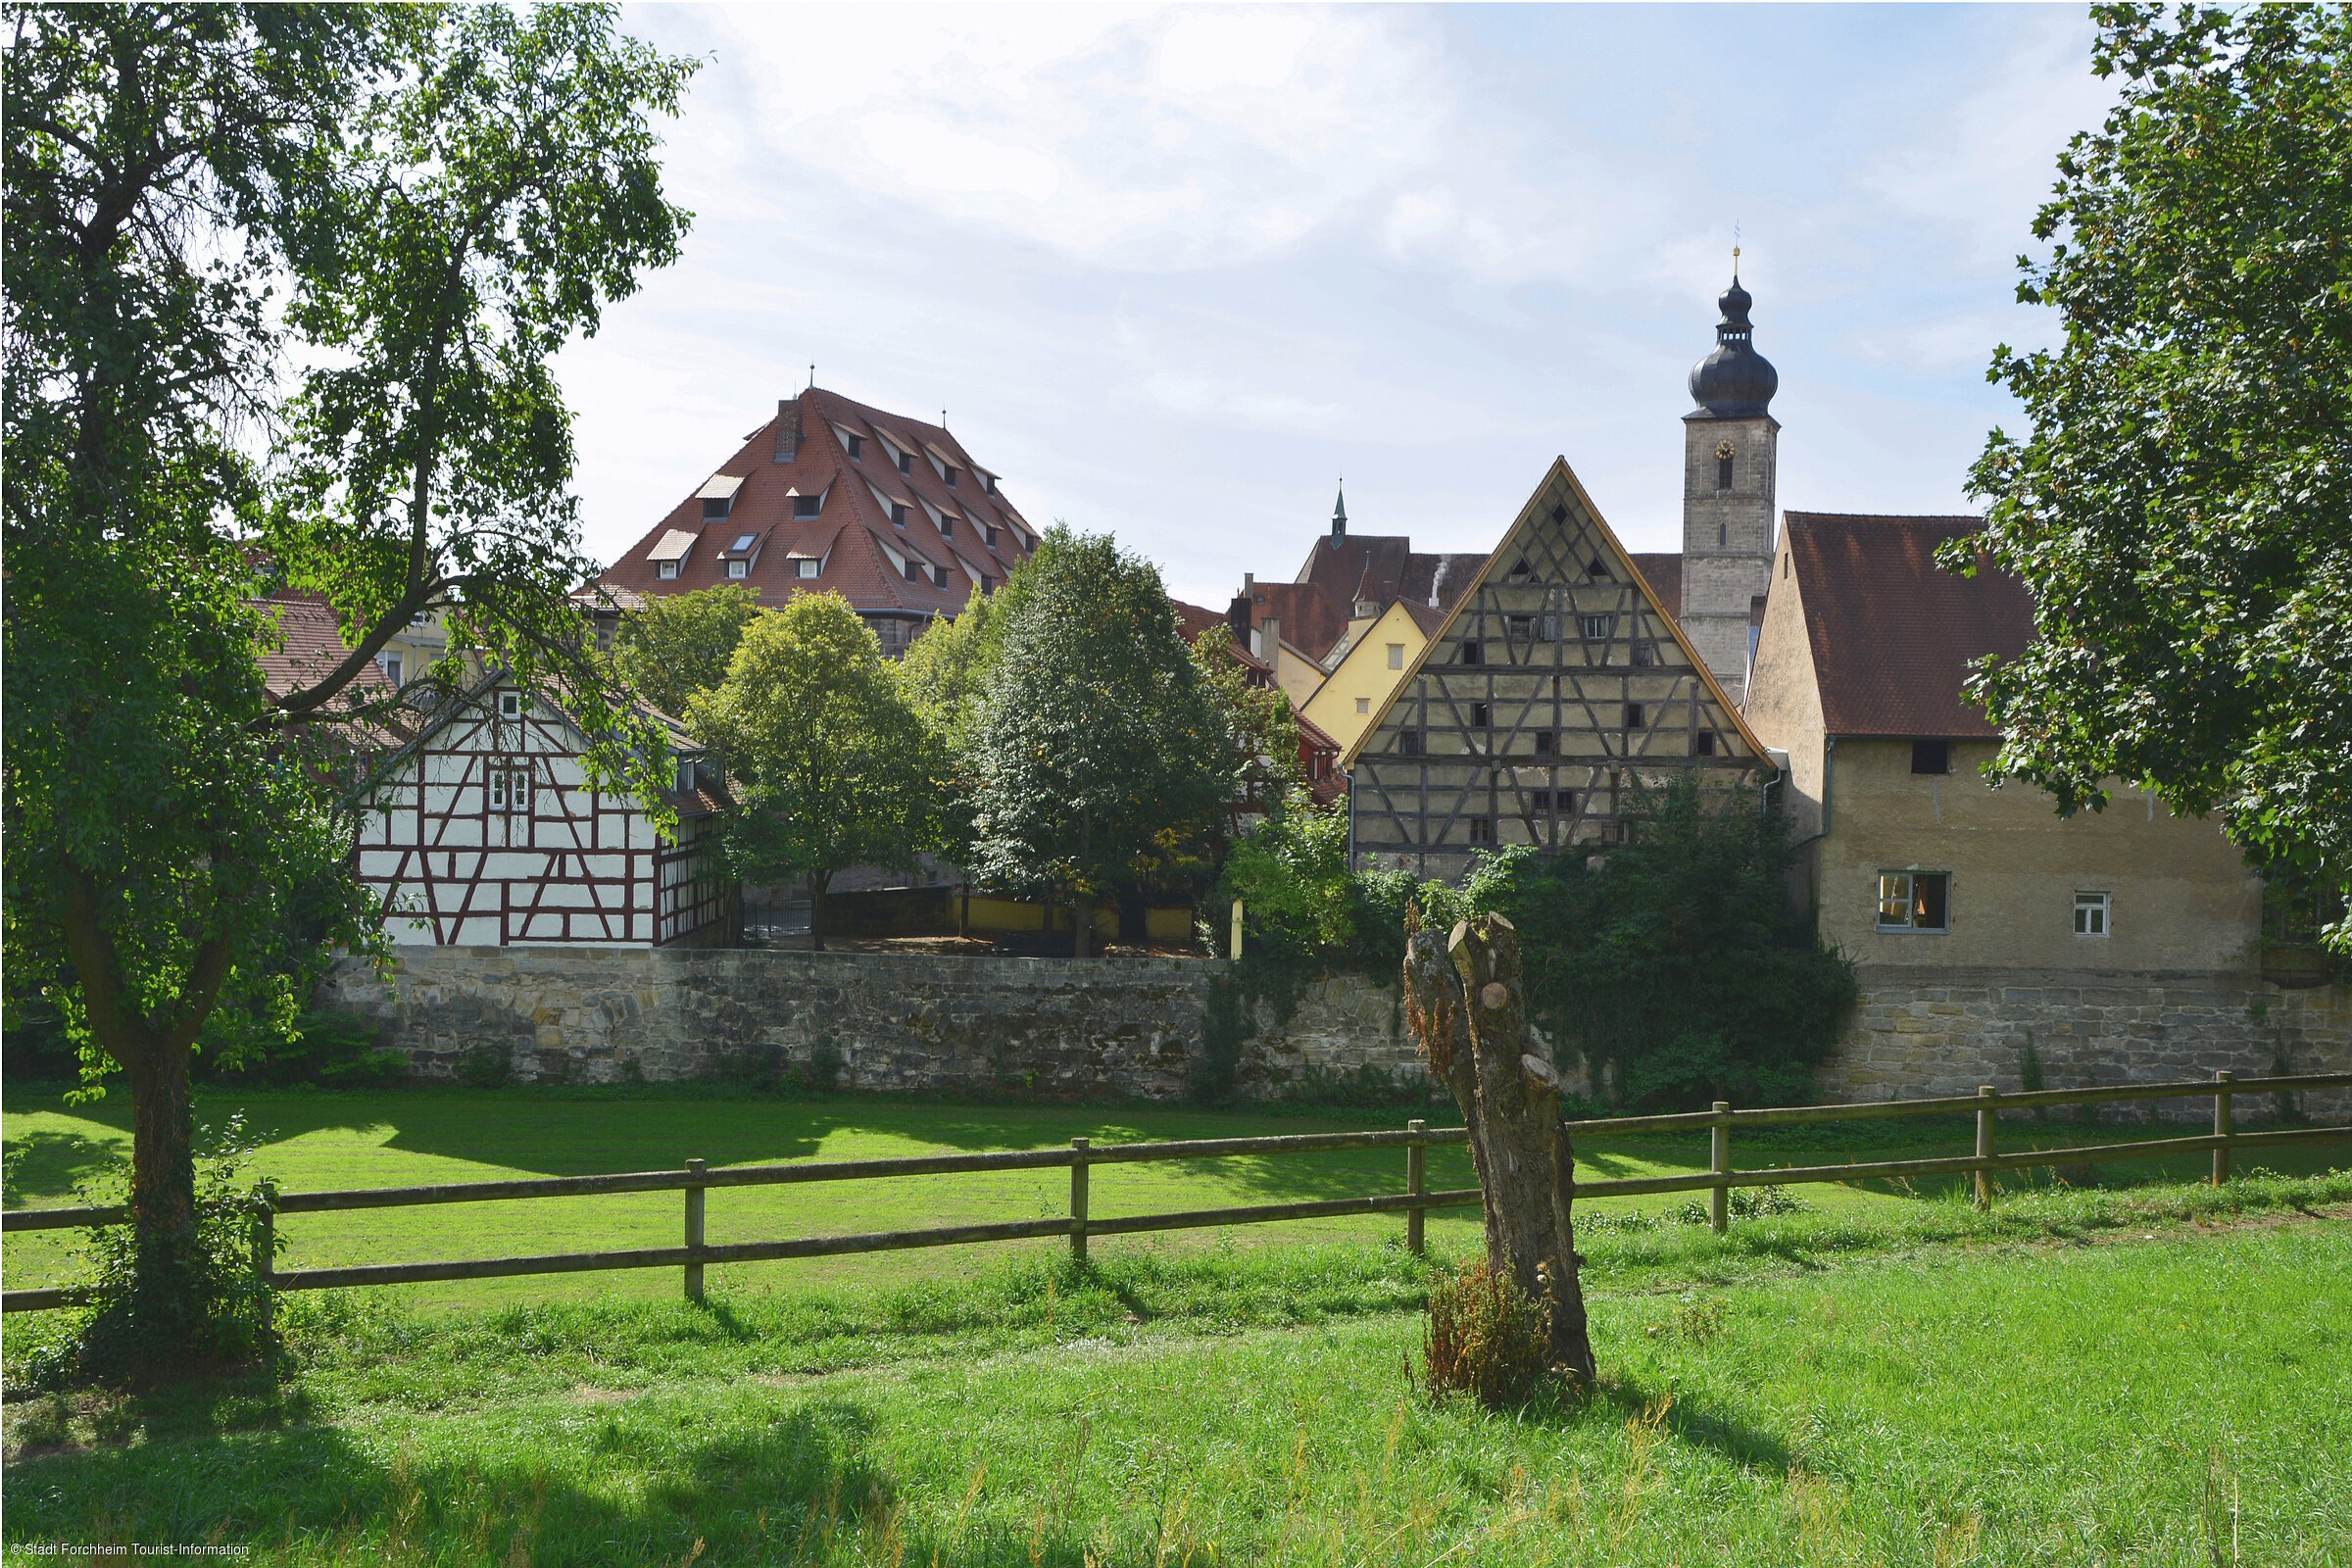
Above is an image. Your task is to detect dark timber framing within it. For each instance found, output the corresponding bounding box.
[1344,458,1772,879]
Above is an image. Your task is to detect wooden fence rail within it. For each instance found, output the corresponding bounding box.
[3,1071,2345,1314]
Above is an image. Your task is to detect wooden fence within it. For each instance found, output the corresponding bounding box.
[4,1070,2347,1314]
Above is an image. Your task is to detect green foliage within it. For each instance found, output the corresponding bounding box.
[689,593,935,945]
[1,2,696,1359]
[1213,790,1417,979]
[609,584,767,721]
[25,1117,278,1389]
[899,590,1004,861]
[1447,782,1858,1109]
[456,1045,515,1091]
[201,1009,407,1091]
[1957,4,2352,950]
[1189,627,1302,810]
[1417,1259,1559,1410]
[965,529,1229,940]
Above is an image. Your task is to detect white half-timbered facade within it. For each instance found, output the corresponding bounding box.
[356,680,733,947]
[1344,458,1772,881]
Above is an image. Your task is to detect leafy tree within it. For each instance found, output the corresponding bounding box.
[688,593,935,951]
[1956,3,2352,948]
[1455,781,1857,1109]
[2,4,693,1374]
[965,529,1228,955]
[898,589,1001,864]
[1190,627,1303,815]
[610,583,766,720]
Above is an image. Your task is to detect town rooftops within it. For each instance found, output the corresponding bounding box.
[1784,511,2034,739]
[600,385,1036,620]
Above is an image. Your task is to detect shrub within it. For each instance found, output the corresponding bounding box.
[201,1007,407,1089]
[27,1116,279,1389]
[456,1043,515,1089]
[1416,1260,1555,1410]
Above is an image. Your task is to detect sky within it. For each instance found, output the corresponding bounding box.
[555,3,2114,611]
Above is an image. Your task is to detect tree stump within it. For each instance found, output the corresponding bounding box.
[1402,910,1596,1386]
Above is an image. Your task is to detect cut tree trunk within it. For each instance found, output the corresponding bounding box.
[809,873,829,953]
[1401,911,1596,1385]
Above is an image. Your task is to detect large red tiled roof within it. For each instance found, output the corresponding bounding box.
[598,386,1037,621]
[1784,512,2034,738]
[1629,552,1682,619]
[257,594,396,706]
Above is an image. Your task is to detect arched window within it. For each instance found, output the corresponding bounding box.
[1717,453,1735,491]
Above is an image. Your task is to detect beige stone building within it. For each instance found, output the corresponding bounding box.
[1744,512,2348,1106]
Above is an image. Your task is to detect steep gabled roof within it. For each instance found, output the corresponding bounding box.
[599,385,1035,619]
[1784,512,2032,739]
[1342,458,1768,772]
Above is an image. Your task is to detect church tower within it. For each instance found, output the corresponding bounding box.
[1680,267,1780,700]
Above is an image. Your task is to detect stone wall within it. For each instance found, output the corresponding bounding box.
[318,947,1446,1104]
[1822,965,2352,1120]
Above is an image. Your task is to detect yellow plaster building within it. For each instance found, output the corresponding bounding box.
[1299,599,1445,755]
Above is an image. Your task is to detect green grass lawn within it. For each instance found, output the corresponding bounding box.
[4,1198,2347,1565]
[6,1084,2336,1312]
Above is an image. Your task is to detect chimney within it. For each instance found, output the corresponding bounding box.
[773,398,801,464]
[1226,585,1251,643]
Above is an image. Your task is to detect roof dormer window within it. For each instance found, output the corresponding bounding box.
[658,560,679,580]
[945,466,960,488]
[703,496,731,521]
[793,494,821,519]
[940,514,955,539]
[696,472,744,521]
[891,503,908,528]
[731,532,757,553]
[897,451,911,474]
[847,434,863,460]
[983,522,999,548]
[727,561,749,578]
[932,564,949,588]
[798,559,819,579]
[903,558,920,583]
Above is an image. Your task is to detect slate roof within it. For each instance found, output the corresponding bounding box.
[599,386,1037,619]
[1783,512,2034,739]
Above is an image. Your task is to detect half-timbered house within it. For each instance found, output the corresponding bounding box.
[355,677,733,947]
[1344,458,1771,879]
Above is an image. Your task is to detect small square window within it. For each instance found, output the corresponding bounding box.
[797,559,819,580]
[1470,702,1492,728]
[945,467,959,488]
[847,434,863,460]
[498,691,523,720]
[1529,789,1551,811]
[2074,891,2111,937]
[657,560,680,580]
[932,565,950,588]
[702,495,732,521]
[941,515,956,538]
[1625,703,1644,730]
[1468,817,1495,846]
[1504,613,1534,640]
[984,523,999,547]
[903,559,920,583]
[488,768,506,810]
[727,560,748,579]
[793,494,822,519]
[1534,732,1555,756]
[980,573,995,594]
[891,504,908,528]
[1387,643,1404,670]
[897,452,912,474]
[1632,641,1657,668]
[1692,730,1716,757]
[1580,613,1613,642]
[1355,697,1370,714]
[1397,729,1423,756]
[1458,641,1483,665]
[1878,871,1950,933]
[1912,739,1951,775]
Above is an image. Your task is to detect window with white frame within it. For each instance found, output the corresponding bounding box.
[727,560,748,578]
[2074,891,2111,937]
[657,560,679,579]
[1878,871,1949,932]
[1355,697,1370,714]
[1386,643,1403,669]
[380,654,402,687]
[1580,612,1613,642]
[499,691,524,720]
[797,559,819,579]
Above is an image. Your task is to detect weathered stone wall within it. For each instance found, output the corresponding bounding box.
[1823,965,2352,1120]
[318,948,1446,1103]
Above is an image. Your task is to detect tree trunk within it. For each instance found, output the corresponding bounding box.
[124,1040,199,1260]
[1401,911,1596,1386]
[809,872,828,953]
[1072,897,1093,957]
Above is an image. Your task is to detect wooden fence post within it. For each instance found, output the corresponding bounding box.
[1709,1102,1731,1234]
[1229,900,1245,961]
[2213,1070,2234,1187]
[251,1181,277,1333]
[1975,1088,1995,1211]
[1404,1118,1428,1256]
[683,1157,707,1303]
[1069,1137,1090,1265]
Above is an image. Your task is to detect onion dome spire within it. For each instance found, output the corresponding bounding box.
[1687,255,1779,419]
